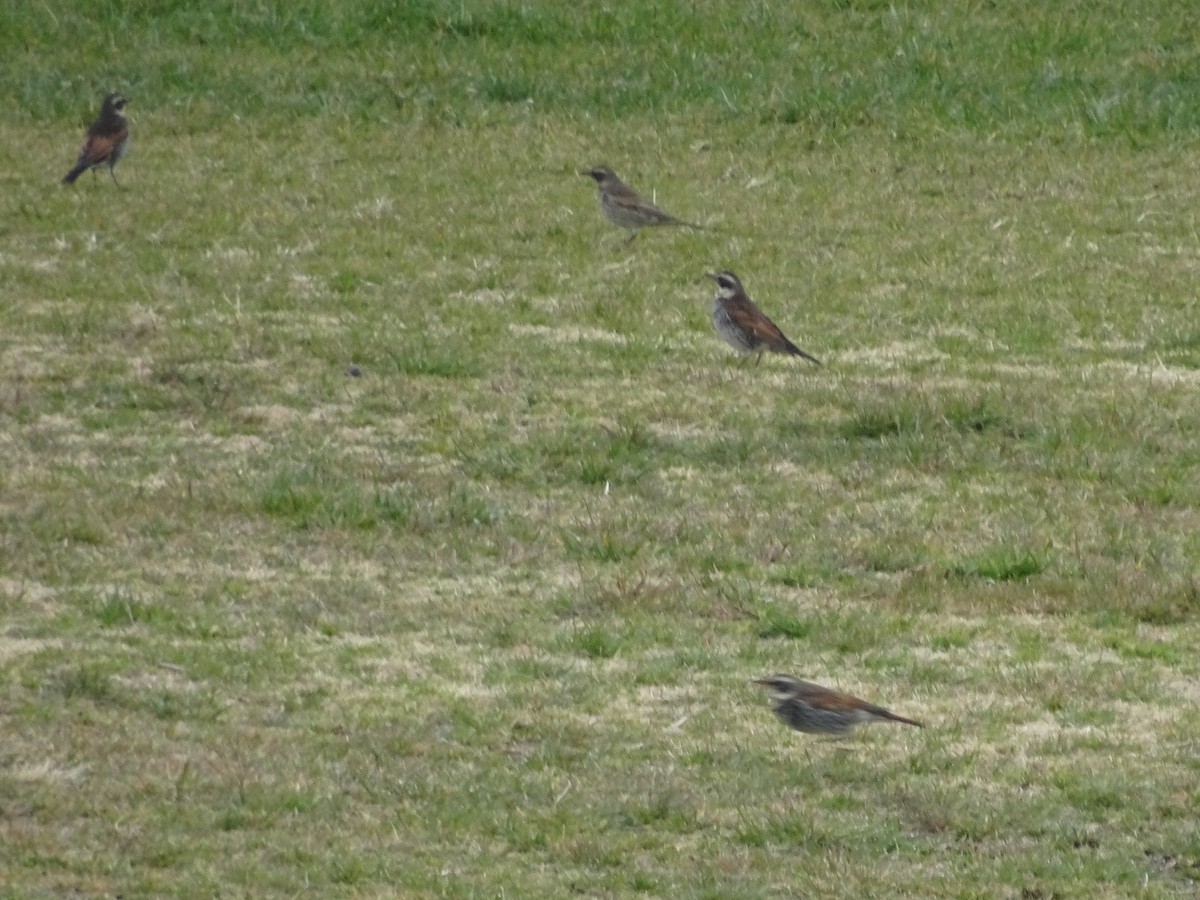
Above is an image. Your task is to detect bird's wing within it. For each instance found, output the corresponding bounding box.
[726,297,793,346]
[609,189,680,223]
[789,681,866,712]
[78,131,123,165]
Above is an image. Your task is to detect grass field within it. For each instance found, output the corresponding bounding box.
[3,1,1200,896]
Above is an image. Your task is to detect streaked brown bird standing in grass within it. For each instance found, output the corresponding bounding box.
[707,270,821,366]
[753,674,923,736]
[581,165,704,243]
[63,93,130,187]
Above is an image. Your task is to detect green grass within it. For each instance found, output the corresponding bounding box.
[3,1,1200,896]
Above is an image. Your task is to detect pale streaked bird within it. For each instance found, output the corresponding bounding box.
[581,165,705,242]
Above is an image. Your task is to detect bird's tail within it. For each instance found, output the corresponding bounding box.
[785,341,822,366]
[878,708,923,728]
[62,162,88,185]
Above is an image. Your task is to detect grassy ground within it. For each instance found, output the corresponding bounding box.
[3,1,1200,897]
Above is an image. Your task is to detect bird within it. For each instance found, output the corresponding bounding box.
[753,674,923,736]
[63,93,130,187]
[706,270,821,365]
[580,165,704,242]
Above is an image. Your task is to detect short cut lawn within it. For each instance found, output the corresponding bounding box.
[2,1,1200,896]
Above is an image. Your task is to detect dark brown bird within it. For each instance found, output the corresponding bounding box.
[753,674,923,736]
[63,93,130,187]
[707,270,821,365]
[581,165,704,242]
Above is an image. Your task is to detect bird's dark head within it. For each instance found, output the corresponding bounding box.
[581,165,615,184]
[104,93,129,115]
[706,270,744,299]
[753,674,803,699]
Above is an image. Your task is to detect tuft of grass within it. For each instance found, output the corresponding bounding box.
[946,548,1052,582]
[572,626,623,660]
[842,404,927,441]
[756,607,814,641]
[54,665,117,704]
[96,590,167,627]
[259,465,414,530]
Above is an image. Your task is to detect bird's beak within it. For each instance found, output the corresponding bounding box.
[750,677,769,685]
